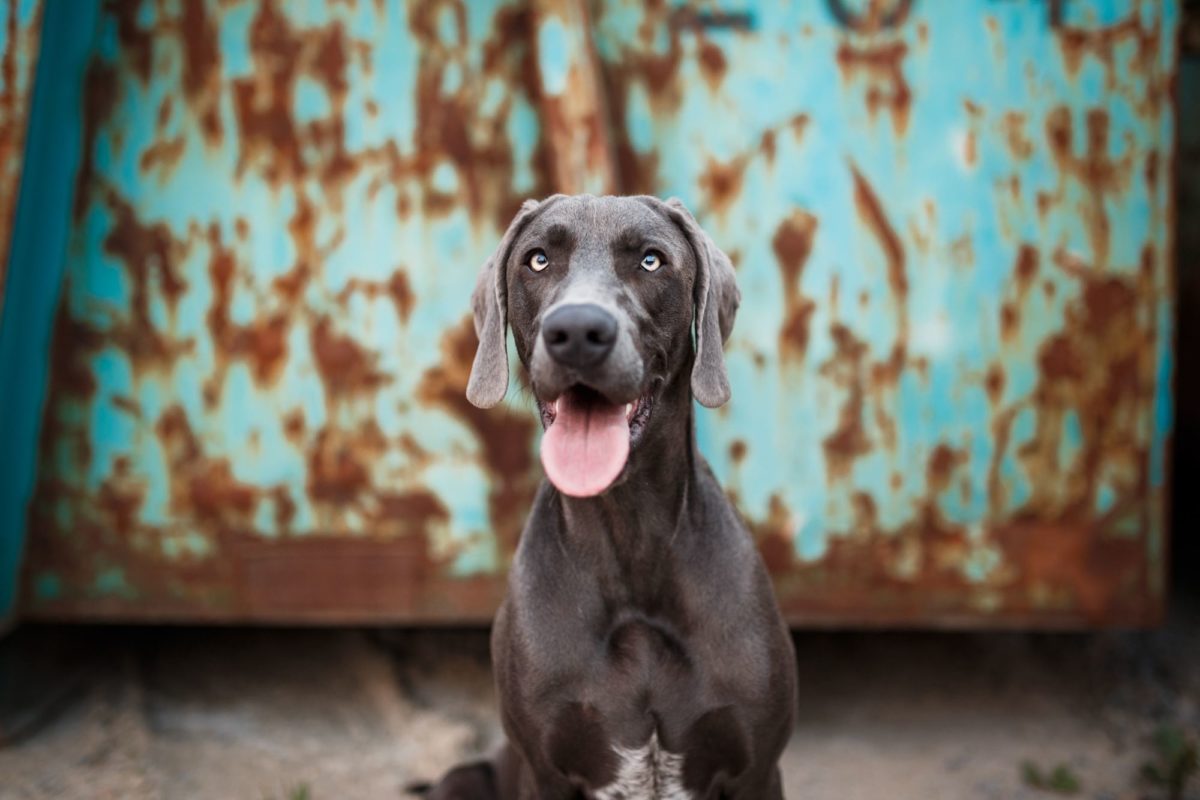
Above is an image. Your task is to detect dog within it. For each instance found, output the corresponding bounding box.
[421,195,797,799]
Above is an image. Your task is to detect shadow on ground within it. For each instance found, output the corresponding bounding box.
[0,598,1197,800]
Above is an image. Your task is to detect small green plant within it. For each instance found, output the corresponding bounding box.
[1021,760,1082,795]
[263,785,311,800]
[1141,725,1198,800]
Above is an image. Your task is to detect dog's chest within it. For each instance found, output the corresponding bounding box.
[592,732,691,800]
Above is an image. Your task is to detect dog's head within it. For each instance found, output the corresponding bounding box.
[466,195,740,497]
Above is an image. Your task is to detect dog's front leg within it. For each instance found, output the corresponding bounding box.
[419,742,551,800]
[726,766,785,800]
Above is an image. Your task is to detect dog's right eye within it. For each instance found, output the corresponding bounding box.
[527,250,550,272]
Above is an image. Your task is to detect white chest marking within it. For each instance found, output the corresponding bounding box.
[593,732,692,800]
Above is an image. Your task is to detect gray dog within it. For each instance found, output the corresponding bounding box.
[420,195,797,799]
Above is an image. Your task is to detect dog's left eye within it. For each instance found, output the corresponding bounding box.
[640,251,664,272]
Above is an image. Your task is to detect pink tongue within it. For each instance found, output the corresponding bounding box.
[541,392,630,497]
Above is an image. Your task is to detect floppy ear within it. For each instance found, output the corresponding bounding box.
[664,197,741,408]
[466,199,542,408]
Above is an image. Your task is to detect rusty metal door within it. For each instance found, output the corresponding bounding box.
[12,0,1177,626]
[1,0,59,629]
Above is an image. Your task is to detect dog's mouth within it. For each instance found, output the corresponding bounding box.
[536,385,654,498]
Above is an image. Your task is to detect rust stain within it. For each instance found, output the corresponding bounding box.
[1144,148,1159,196]
[985,364,1005,404]
[850,164,908,383]
[336,268,416,325]
[306,422,381,506]
[409,2,548,225]
[729,439,747,465]
[1016,245,1154,536]
[271,486,296,532]
[746,494,796,575]
[203,226,290,405]
[231,1,357,188]
[820,323,871,482]
[0,0,18,149]
[1057,11,1161,89]
[1014,243,1039,293]
[760,129,776,162]
[835,40,911,133]
[1036,190,1055,219]
[1000,301,1019,341]
[0,0,34,286]
[398,432,431,464]
[156,96,173,129]
[600,2,692,193]
[533,3,617,195]
[138,136,186,177]
[157,406,259,528]
[311,316,390,401]
[93,187,196,375]
[179,0,222,143]
[990,517,1146,622]
[96,456,145,537]
[698,154,749,217]
[745,492,982,621]
[1044,106,1132,267]
[1002,174,1021,202]
[45,314,103,402]
[110,0,155,83]
[110,395,142,418]
[772,210,819,362]
[851,491,877,533]
[283,409,306,444]
[418,315,539,552]
[927,443,966,495]
[1001,111,1035,159]
[103,187,187,315]
[698,116,807,214]
[851,166,906,309]
[697,38,727,88]
[74,61,120,221]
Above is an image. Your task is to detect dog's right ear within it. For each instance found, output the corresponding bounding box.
[467,199,543,408]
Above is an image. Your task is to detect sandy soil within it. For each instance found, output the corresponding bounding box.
[0,607,1196,800]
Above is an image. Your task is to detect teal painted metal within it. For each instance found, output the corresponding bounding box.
[13,0,1178,625]
[0,0,94,627]
[591,0,1178,622]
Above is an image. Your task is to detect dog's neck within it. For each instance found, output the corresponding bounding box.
[553,370,705,600]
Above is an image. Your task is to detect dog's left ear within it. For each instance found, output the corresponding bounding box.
[663,198,741,408]
[467,198,544,408]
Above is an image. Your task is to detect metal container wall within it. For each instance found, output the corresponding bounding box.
[17,0,1177,625]
[0,0,45,627]
[0,0,42,307]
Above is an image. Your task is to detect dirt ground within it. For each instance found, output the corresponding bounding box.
[0,594,1197,800]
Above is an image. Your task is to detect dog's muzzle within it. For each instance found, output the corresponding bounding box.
[533,303,654,499]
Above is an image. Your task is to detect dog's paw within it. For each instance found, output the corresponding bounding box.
[409,761,497,800]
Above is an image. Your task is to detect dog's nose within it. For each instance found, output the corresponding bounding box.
[542,304,618,368]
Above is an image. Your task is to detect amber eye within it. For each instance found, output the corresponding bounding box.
[528,250,550,272]
[640,251,664,272]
